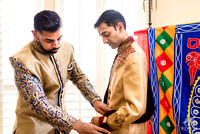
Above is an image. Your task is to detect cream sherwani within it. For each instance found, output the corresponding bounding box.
[9,40,101,134]
[105,36,148,134]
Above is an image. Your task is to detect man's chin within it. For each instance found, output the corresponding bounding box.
[46,48,60,54]
[50,50,58,54]
[110,46,117,49]
[50,52,57,54]
[48,51,58,54]
[44,49,58,54]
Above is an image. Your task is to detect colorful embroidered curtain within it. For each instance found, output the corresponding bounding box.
[134,22,200,134]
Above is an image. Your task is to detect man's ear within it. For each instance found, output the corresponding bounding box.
[31,30,37,40]
[117,22,124,31]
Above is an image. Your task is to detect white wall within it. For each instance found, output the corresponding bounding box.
[0,1,2,133]
[44,0,55,10]
[151,0,200,27]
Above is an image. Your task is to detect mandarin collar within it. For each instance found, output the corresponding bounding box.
[31,40,49,54]
[117,36,134,54]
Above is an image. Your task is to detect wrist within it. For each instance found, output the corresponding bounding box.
[92,98,102,106]
[72,119,81,131]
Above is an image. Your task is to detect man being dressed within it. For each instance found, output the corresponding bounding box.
[91,9,154,134]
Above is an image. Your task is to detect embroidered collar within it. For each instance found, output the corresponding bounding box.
[117,36,134,54]
[31,40,49,54]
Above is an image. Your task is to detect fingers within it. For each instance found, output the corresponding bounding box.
[97,108,105,115]
[91,123,110,134]
[99,104,111,113]
[103,105,112,111]
[97,107,109,115]
[99,106,112,115]
[93,101,112,115]
[101,103,112,110]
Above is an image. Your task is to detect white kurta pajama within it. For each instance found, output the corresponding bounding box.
[105,36,148,134]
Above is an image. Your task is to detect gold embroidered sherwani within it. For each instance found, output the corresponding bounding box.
[105,36,148,134]
[9,40,101,134]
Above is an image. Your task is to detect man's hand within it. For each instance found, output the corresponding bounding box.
[73,120,110,134]
[93,100,112,115]
[91,110,117,132]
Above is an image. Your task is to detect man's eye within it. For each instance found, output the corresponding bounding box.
[104,34,109,37]
[46,40,52,43]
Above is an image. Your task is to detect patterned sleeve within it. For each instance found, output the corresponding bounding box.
[9,56,77,133]
[67,59,102,105]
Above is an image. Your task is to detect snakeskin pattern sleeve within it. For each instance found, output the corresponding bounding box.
[67,59,102,105]
[9,56,77,133]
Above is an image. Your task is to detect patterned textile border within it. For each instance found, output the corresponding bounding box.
[147,22,200,134]
[149,25,178,134]
[148,28,160,134]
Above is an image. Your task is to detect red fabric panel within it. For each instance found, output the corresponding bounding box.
[134,29,152,134]
[134,29,150,74]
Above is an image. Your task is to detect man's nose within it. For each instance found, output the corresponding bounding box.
[52,40,59,48]
[103,38,108,44]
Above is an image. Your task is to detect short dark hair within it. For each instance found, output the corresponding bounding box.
[34,10,62,33]
[94,9,126,30]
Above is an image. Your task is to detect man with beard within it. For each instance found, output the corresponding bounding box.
[91,9,154,134]
[9,10,111,134]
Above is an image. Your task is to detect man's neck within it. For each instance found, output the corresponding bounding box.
[121,31,129,43]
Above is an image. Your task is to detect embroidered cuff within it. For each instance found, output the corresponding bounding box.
[91,110,125,131]
[107,112,125,130]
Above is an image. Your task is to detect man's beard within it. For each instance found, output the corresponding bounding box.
[36,40,60,54]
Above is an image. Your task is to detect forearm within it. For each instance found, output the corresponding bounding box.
[68,59,102,104]
[16,73,76,133]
